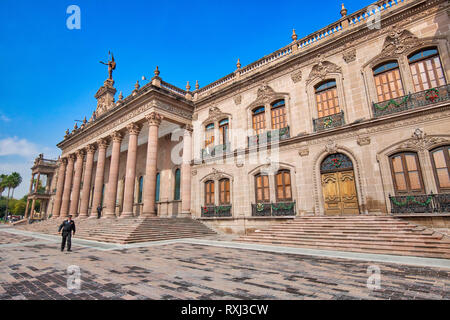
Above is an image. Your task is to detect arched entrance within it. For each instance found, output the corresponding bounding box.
[320,153,359,215]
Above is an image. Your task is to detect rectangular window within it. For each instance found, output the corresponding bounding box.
[271,104,287,130]
[276,171,292,201]
[410,56,446,92]
[374,68,404,102]
[219,179,230,204]
[390,153,424,194]
[205,181,215,205]
[255,175,270,202]
[205,125,214,148]
[316,86,340,118]
[252,108,266,135]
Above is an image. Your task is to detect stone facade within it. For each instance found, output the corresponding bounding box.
[35,0,450,234]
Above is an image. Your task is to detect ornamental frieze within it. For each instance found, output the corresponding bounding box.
[61,99,192,155]
[401,129,449,151]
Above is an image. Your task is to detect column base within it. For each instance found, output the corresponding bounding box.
[102,213,117,219]
[178,212,192,218]
[78,214,89,219]
[119,212,134,219]
[141,212,157,217]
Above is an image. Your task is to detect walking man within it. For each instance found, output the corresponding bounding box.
[97,204,102,219]
[58,215,76,252]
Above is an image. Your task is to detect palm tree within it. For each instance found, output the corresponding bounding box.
[9,172,22,199]
[0,174,7,198]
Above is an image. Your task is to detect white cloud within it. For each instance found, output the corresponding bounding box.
[0,114,10,122]
[0,137,41,157]
[0,161,33,199]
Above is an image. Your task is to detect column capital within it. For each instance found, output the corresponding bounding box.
[127,123,142,135]
[111,131,123,143]
[75,149,85,159]
[68,154,76,162]
[59,157,68,165]
[97,138,109,149]
[183,124,193,134]
[145,112,163,127]
[86,144,97,154]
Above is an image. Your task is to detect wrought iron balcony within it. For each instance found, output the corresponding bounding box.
[201,143,231,159]
[372,84,450,118]
[201,205,232,218]
[248,126,290,148]
[251,201,296,217]
[389,192,449,214]
[313,111,345,132]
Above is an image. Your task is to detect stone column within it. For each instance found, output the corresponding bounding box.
[79,145,96,218]
[30,198,36,218]
[142,112,162,216]
[181,125,193,216]
[121,123,141,218]
[104,131,123,218]
[35,173,41,193]
[52,158,67,218]
[25,199,30,218]
[91,138,109,217]
[60,155,75,217]
[69,150,85,216]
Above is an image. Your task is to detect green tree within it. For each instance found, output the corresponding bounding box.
[0,174,7,197]
[8,172,22,199]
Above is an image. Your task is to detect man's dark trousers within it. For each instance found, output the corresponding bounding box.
[61,231,72,251]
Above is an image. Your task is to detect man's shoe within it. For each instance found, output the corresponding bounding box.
[67,249,72,252]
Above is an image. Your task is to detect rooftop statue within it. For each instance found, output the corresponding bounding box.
[100,51,116,81]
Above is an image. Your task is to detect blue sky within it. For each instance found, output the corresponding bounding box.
[0,0,369,197]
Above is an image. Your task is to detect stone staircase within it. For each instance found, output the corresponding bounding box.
[236,216,450,259]
[16,217,216,244]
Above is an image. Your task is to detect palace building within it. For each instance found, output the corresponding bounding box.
[24,0,450,236]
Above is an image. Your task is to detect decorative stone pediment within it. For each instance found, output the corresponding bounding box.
[382,28,422,56]
[203,168,231,181]
[248,84,287,109]
[202,106,230,125]
[307,60,342,84]
[325,140,338,154]
[95,81,116,117]
[401,129,449,151]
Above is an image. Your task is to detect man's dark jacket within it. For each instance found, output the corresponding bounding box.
[58,220,76,234]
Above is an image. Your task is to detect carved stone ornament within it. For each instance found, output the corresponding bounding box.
[343,48,356,63]
[146,112,163,126]
[191,169,197,176]
[357,136,371,146]
[234,95,242,105]
[111,131,123,142]
[290,70,302,83]
[307,60,342,84]
[298,147,309,157]
[97,138,109,149]
[127,123,142,135]
[382,28,423,56]
[325,140,338,154]
[94,84,116,118]
[86,144,96,154]
[210,168,226,180]
[203,106,229,124]
[401,129,448,151]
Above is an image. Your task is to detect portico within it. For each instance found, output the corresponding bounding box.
[52,69,195,219]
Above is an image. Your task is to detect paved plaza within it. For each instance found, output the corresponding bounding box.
[0,227,449,300]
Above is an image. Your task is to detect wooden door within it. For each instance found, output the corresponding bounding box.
[322,170,359,215]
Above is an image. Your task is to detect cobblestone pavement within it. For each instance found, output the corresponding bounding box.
[0,229,449,300]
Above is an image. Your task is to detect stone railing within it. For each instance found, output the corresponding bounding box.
[160,80,187,96]
[372,84,450,118]
[248,126,290,148]
[389,193,450,214]
[195,0,410,98]
[201,205,232,218]
[313,111,345,132]
[251,201,296,217]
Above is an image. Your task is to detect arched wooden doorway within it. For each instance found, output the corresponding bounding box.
[321,153,359,215]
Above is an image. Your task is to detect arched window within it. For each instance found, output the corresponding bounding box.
[315,80,340,118]
[252,107,266,135]
[205,123,215,148]
[219,178,230,204]
[275,170,292,201]
[373,61,404,102]
[155,173,160,202]
[174,168,181,200]
[219,119,229,145]
[271,100,287,129]
[389,152,424,194]
[255,174,270,203]
[408,48,446,91]
[137,176,144,203]
[430,146,450,193]
[205,180,215,205]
